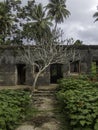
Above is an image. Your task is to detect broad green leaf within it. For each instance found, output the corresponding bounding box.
[94,122,98,130]
[80,120,86,126]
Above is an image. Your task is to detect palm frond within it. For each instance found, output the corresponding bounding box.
[94,18,98,22]
[46,0,70,24]
[93,12,98,17]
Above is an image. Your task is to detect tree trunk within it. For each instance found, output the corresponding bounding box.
[32,71,41,91]
[32,64,49,91]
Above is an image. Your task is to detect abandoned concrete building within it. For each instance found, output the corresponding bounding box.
[0,45,98,86]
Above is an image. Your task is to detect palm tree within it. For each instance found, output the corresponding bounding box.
[93,12,98,22]
[0,1,13,43]
[23,3,53,42]
[46,0,70,29]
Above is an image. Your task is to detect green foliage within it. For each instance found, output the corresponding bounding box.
[57,78,93,91]
[22,3,52,42]
[0,0,70,44]
[74,39,83,45]
[0,89,32,130]
[46,0,70,24]
[0,0,23,44]
[57,78,98,130]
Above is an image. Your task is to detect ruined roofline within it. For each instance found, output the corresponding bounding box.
[0,45,98,49]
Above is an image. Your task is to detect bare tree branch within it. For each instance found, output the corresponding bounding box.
[20,30,80,90]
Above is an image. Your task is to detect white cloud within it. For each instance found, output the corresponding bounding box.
[64,0,98,44]
[36,0,98,44]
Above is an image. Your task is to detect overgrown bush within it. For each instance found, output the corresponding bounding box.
[0,89,33,130]
[57,78,98,130]
[57,78,93,91]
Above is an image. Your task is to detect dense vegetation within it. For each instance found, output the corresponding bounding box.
[57,77,98,130]
[0,89,33,130]
[0,0,70,44]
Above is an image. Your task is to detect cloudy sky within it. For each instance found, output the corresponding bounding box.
[1,0,98,44]
[35,0,98,45]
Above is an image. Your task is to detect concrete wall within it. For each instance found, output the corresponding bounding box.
[0,64,16,85]
[25,65,50,86]
[0,45,98,86]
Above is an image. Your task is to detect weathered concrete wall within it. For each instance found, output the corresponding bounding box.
[0,45,98,86]
[0,48,16,86]
[79,49,92,74]
[0,64,16,85]
[25,66,50,86]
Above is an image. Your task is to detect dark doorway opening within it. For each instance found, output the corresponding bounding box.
[70,61,80,73]
[50,64,63,83]
[17,64,26,85]
[96,61,98,73]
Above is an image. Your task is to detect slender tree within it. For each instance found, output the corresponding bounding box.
[46,0,70,29]
[15,0,70,43]
[22,3,53,43]
[0,0,80,90]
[21,30,79,91]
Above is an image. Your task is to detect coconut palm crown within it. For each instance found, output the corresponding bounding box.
[23,3,53,42]
[46,0,70,27]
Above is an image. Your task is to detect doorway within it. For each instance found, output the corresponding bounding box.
[17,64,26,85]
[70,61,80,73]
[50,64,63,83]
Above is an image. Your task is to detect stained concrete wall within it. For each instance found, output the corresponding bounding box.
[0,64,16,85]
[25,65,50,86]
[0,45,97,86]
[0,46,50,86]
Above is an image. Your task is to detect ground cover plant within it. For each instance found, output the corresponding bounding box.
[0,89,35,130]
[57,78,98,130]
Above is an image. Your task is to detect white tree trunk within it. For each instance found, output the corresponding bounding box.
[32,64,49,91]
[32,71,41,91]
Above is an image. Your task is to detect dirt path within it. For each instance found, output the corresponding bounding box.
[16,86,62,130]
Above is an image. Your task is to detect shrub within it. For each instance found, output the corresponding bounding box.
[57,78,93,91]
[0,89,32,130]
[57,78,98,130]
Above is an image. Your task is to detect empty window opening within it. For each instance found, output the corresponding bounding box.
[50,64,63,83]
[35,66,39,73]
[70,61,80,73]
[17,64,26,85]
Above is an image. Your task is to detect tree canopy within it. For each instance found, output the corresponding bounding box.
[74,40,83,45]
[0,1,13,44]
[46,0,70,28]
[0,0,70,44]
